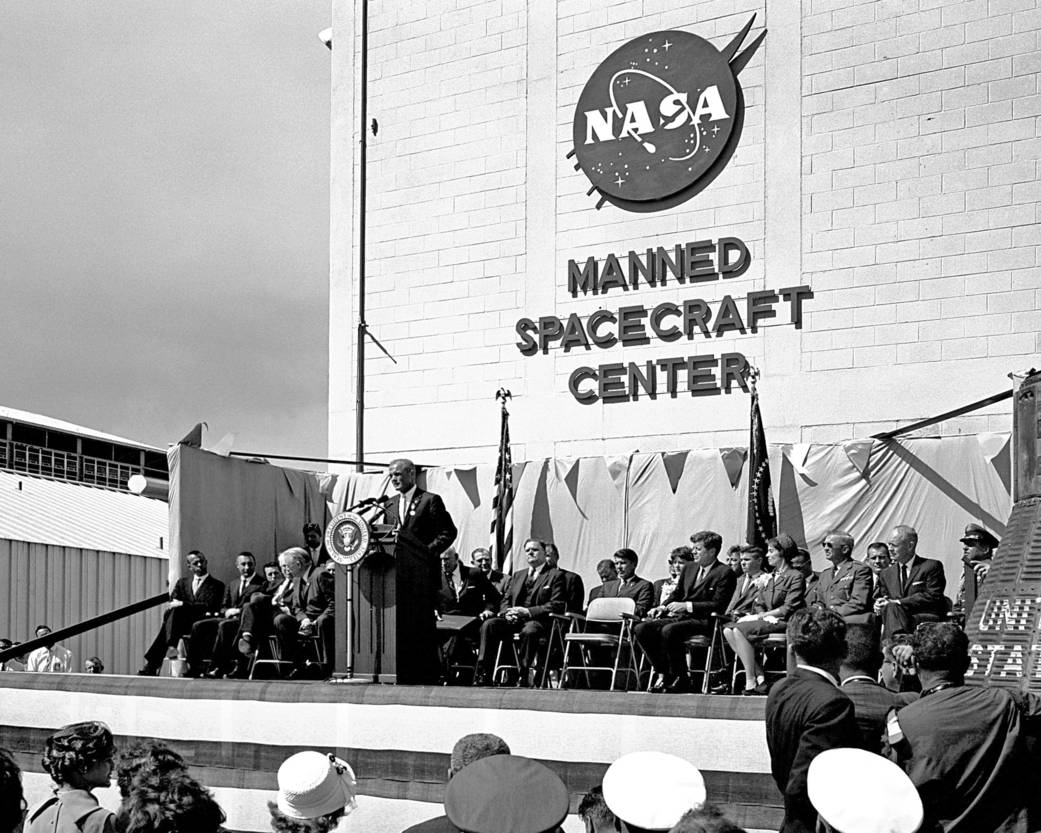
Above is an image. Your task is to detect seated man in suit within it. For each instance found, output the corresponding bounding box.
[272,547,335,675]
[865,541,891,593]
[873,525,946,637]
[546,543,585,614]
[470,547,504,587]
[587,559,619,606]
[139,551,225,676]
[189,551,266,677]
[438,545,500,674]
[595,549,653,618]
[634,530,736,693]
[475,538,566,686]
[807,531,873,623]
[232,558,294,677]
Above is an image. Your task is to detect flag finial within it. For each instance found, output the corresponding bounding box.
[495,387,512,403]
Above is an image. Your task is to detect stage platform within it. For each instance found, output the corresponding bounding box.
[0,674,781,833]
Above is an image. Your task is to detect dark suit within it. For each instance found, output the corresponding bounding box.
[724,573,762,618]
[384,487,457,556]
[839,676,917,753]
[187,572,265,674]
[558,568,585,614]
[596,576,654,618]
[273,565,335,666]
[634,560,736,678]
[766,668,863,833]
[873,555,946,635]
[144,574,226,668]
[478,565,566,676]
[438,564,500,617]
[808,559,873,621]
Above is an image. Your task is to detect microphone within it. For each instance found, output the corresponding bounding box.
[358,494,391,507]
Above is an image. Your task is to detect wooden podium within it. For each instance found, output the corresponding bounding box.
[334,525,439,684]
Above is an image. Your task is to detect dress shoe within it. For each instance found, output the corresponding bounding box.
[237,634,256,657]
[753,679,771,695]
[709,682,731,695]
[665,676,693,694]
[137,664,159,676]
[649,673,669,693]
[741,687,758,696]
[203,666,226,679]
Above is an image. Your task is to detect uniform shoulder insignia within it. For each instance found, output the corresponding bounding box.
[885,708,904,745]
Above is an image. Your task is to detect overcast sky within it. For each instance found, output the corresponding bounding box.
[0,2,330,457]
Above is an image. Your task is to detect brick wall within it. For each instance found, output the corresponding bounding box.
[329,0,1037,464]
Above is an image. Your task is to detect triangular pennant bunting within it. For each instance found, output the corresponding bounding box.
[563,459,582,506]
[454,467,481,509]
[719,447,746,489]
[661,451,689,494]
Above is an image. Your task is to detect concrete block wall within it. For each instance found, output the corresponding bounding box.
[329,0,1037,466]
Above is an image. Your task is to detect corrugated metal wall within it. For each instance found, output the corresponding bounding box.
[0,539,166,675]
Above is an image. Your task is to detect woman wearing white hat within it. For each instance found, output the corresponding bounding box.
[269,751,358,833]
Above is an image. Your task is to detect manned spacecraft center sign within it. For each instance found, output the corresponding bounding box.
[568,17,765,212]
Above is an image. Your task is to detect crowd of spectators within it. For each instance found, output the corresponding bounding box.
[3,613,1036,833]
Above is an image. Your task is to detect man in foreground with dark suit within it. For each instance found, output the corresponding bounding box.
[384,457,458,684]
[807,531,873,623]
[766,607,863,833]
[187,551,265,677]
[475,538,566,686]
[838,623,916,753]
[634,530,736,693]
[139,550,225,675]
[873,525,946,637]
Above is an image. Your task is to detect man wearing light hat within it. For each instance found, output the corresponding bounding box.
[602,751,707,832]
[444,755,569,833]
[807,748,922,833]
[956,522,998,620]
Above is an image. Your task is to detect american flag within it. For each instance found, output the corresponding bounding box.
[490,391,514,573]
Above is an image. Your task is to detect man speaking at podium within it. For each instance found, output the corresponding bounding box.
[384,458,458,683]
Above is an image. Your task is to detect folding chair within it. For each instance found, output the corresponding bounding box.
[250,633,324,680]
[732,631,789,691]
[683,617,726,694]
[559,597,639,691]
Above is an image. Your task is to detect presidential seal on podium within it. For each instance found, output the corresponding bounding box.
[325,511,371,566]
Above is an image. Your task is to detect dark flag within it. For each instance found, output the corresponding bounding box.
[490,390,515,572]
[746,380,776,549]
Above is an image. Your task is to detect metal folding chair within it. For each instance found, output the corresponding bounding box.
[559,597,639,691]
[683,617,726,694]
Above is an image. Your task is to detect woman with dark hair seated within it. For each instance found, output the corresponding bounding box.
[269,751,357,833]
[115,768,225,833]
[26,721,116,833]
[723,533,805,696]
[0,748,25,833]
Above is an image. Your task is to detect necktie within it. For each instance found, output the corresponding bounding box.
[193,576,202,595]
[697,567,707,585]
[900,564,908,595]
[239,578,246,599]
[445,570,457,601]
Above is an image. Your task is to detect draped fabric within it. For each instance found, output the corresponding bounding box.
[169,435,1011,600]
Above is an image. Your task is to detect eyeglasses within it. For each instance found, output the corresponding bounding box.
[821,542,835,549]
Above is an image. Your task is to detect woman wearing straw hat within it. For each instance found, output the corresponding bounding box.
[270,751,358,833]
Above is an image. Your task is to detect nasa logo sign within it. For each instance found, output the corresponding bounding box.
[569,16,765,212]
[324,511,371,567]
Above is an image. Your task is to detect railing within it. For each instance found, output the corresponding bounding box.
[0,440,156,492]
[0,592,169,665]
